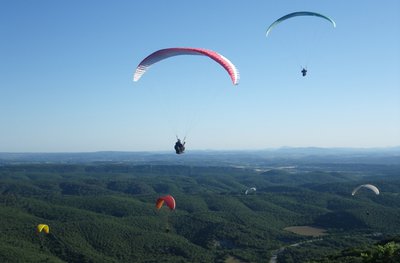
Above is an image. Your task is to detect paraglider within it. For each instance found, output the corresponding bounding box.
[245,187,257,195]
[352,184,379,217]
[156,195,176,233]
[351,184,380,196]
[133,47,240,85]
[265,11,336,37]
[266,12,336,77]
[174,138,185,154]
[36,224,49,234]
[156,195,176,210]
[133,48,240,153]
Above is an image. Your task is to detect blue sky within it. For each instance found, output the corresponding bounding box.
[1,0,399,152]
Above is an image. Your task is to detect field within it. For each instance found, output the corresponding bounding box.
[284,226,327,237]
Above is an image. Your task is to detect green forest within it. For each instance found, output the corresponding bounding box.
[0,158,400,262]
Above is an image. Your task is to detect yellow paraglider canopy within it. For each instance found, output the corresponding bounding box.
[37,224,49,234]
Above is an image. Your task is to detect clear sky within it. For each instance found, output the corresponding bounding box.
[1,0,399,152]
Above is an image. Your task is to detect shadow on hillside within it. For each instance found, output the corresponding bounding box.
[313,211,367,230]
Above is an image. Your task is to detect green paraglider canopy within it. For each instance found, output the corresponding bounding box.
[266,11,336,37]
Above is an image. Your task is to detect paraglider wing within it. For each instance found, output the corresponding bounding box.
[133,48,240,85]
[245,187,257,195]
[351,184,380,196]
[37,224,49,234]
[266,11,336,37]
[156,195,176,210]
[155,198,164,209]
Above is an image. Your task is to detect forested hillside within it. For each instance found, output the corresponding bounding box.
[0,162,399,262]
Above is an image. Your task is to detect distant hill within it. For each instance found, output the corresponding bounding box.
[1,147,399,166]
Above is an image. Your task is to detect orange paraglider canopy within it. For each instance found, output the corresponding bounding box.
[155,195,176,210]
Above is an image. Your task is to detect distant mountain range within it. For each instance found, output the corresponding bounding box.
[0,147,399,166]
